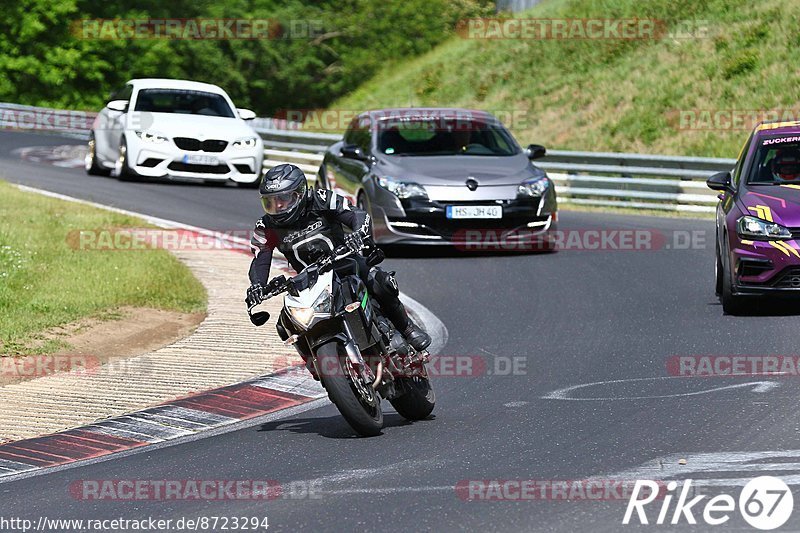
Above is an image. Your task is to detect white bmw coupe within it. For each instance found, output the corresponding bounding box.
[85,78,264,186]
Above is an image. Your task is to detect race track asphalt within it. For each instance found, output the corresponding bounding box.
[2,131,799,532]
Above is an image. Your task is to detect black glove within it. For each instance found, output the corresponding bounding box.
[246,284,271,326]
[344,231,365,253]
[245,284,265,310]
[364,239,385,266]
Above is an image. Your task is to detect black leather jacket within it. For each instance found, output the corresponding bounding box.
[248,188,370,284]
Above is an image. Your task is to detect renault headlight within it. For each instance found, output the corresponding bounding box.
[737,216,792,240]
[288,289,332,328]
[233,137,258,149]
[518,176,549,197]
[375,176,428,199]
[134,131,168,144]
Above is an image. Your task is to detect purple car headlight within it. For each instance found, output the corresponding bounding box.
[736,216,792,240]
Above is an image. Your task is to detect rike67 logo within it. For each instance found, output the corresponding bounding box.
[624,477,793,530]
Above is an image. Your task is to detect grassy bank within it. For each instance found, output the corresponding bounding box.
[330,0,799,158]
[0,182,206,355]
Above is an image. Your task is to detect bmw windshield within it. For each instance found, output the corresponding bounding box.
[376,118,518,157]
[134,89,236,118]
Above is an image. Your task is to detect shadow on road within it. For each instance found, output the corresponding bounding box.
[256,413,434,439]
[708,298,800,317]
[382,243,556,260]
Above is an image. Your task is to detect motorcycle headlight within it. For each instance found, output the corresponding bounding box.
[134,131,168,144]
[737,216,792,240]
[518,177,550,197]
[375,176,428,199]
[233,137,258,149]
[288,289,332,328]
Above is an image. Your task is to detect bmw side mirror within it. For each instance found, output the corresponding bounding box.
[106,100,128,113]
[526,144,547,160]
[706,171,733,192]
[341,144,367,161]
[238,108,256,121]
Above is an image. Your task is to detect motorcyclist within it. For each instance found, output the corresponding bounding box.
[245,163,431,351]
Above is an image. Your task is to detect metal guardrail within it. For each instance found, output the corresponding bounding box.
[0,101,732,213]
[253,127,734,214]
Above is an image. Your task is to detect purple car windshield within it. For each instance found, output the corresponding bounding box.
[747,136,800,185]
[376,118,518,157]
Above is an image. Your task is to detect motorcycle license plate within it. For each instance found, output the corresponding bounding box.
[446,205,502,219]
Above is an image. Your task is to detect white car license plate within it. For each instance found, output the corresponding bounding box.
[446,205,502,219]
[182,154,219,165]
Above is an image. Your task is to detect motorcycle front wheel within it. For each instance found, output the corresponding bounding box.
[316,341,383,437]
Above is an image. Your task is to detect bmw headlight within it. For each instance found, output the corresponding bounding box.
[375,176,428,199]
[737,216,792,240]
[232,137,258,149]
[134,131,168,144]
[518,176,550,197]
[288,289,332,328]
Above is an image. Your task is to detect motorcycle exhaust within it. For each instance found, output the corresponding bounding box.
[372,361,384,389]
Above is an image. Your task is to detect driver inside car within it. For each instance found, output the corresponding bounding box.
[771,148,800,182]
[245,163,431,351]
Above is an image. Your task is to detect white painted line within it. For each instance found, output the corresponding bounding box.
[84,423,162,443]
[112,416,195,439]
[542,376,781,401]
[595,449,800,488]
[401,293,448,355]
[129,411,219,431]
[0,459,37,473]
[250,371,325,398]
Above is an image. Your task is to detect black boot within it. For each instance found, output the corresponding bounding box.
[404,322,431,351]
[367,268,432,351]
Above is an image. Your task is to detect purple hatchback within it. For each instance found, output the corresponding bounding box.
[708,121,800,314]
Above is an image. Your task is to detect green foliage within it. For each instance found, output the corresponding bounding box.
[0,0,492,114]
[0,181,206,355]
[332,0,800,157]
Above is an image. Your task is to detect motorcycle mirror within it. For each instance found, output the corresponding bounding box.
[250,311,270,326]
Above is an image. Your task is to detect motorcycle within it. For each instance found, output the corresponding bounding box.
[248,244,435,436]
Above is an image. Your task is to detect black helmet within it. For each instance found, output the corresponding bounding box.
[260,164,308,225]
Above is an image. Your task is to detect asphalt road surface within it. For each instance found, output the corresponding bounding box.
[2,131,800,532]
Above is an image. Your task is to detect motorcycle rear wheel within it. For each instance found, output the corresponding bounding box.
[390,371,436,421]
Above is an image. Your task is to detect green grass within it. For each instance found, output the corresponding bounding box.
[0,182,207,355]
[330,0,800,158]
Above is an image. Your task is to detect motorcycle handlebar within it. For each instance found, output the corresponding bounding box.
[262,244,359,301]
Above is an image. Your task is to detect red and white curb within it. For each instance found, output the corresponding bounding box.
[0,184,447,481]
[0,368,324,479]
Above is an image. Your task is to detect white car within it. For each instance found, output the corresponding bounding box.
[85,78,264,186]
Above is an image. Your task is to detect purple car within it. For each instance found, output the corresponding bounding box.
[708,121,800,314]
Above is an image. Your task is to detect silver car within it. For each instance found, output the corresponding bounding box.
[318,108,557,246]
